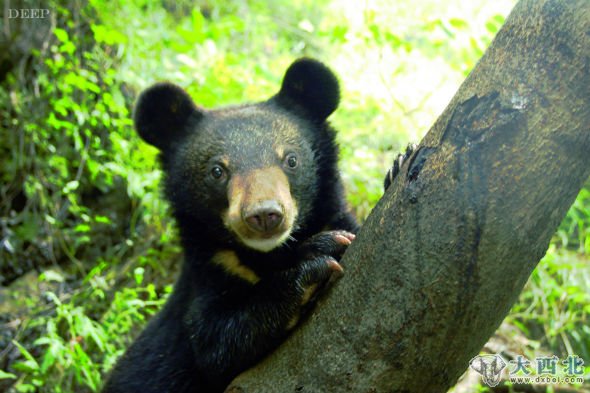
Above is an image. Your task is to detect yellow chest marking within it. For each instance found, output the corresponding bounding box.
[212,250,260,284]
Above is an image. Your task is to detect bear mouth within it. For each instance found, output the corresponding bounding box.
[223,211,297,253]
[237,229,293,253]
[223,207,298,253]
[231,209,297,252]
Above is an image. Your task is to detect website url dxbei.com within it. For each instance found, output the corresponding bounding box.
[510,376,585,384]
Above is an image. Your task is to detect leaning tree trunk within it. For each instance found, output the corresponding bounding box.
[227,0,590,392]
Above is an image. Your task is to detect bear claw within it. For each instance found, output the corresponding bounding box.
[326,258,344,273]
[334,234,352,246]
[384,143,416,191]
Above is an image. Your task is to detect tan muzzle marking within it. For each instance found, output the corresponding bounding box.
[223,166,297,252]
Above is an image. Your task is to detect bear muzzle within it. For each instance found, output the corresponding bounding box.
[224,166,297,252]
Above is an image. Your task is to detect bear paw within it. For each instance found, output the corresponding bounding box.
[296,230,354,302]
[297,230,355,260]
[285,231,354,330]
[384,143,416,191]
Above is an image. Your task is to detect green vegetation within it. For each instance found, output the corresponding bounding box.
[0,0,587,391]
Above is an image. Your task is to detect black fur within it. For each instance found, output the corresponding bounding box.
[133,83,201,151]
[102,58,358,393]
[275,58,340,121]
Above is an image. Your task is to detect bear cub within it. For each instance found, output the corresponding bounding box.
[103,58,415,393]
[102,58,362,393]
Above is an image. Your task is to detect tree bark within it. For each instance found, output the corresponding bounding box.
[227,0,590,391]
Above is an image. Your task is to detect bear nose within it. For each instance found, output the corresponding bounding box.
[243,201,284,234]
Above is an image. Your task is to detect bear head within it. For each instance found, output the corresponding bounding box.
[133,58,342,254]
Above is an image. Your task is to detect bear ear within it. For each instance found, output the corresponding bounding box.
[133,82,202,151]
[276,58,340,121]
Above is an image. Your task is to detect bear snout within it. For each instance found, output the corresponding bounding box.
[242,200,285,235]
[223,166,297,252]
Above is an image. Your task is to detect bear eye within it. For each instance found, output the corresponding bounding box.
[210,165,225,180]
[285,153,298,169]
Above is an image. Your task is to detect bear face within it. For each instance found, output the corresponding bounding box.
[134,59,344,256]
[166,105,318,252]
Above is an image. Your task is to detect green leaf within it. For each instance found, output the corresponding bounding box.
[54,28,69,43]
[0,370,17,380]
[15,383,36,393]
[60,41,76,55]
[449,18,468,29]
[39,345,58,373]
[95,215,111,224]
[12,360,39,373]
[91,24,127,45]
[63,180,80,193]
[74,224,91,233]
[485,21,499,34]
[39,270,65,283]
[12,341,39,367]
[134,267,145,285]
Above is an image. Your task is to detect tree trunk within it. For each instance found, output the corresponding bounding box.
[227,0,590,391]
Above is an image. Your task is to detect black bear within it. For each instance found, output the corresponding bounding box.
[103,57,414,393]
[102,58,360,393]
